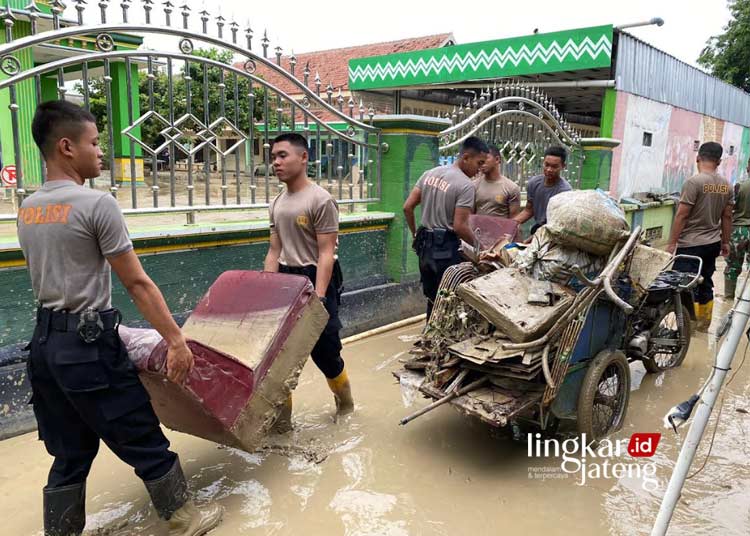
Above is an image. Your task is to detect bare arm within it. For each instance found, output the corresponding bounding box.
[108,250,192,384]
[667,202,692,254]
[514,199,533,224]
[509,203,521,219]
[315,232,337,298]
[721,203,733,257]
[403,187,422,238]
[453,206,476,245]
[264,232,282,272]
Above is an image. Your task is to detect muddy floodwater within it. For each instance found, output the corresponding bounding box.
[1,299,749,535]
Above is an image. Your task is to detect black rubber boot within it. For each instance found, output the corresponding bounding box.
[143,458,189,521]
[43,482,86,536]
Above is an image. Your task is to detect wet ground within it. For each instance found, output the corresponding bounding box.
[1,298,749,535]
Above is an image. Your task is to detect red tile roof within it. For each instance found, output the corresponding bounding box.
[235,33,455,97]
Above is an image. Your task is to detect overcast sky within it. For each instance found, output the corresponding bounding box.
[74,0,732,68]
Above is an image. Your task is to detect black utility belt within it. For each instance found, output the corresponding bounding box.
[36,307,121,343]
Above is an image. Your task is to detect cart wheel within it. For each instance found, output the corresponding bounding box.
[642,304,692,373]
[577,350,630,441]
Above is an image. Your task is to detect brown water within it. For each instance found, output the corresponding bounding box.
[1,303,749,536]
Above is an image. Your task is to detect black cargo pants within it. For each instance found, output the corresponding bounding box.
[27,308,177,489]
[279,261,345,379]
[414,227,461,320]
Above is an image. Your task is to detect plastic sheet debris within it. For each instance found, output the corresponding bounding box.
[513,226,605,285]
[399,370,425,408]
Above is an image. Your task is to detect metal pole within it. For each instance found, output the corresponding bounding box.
[651,281,750,536]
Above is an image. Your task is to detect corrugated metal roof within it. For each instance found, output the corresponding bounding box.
[614,32,750,126]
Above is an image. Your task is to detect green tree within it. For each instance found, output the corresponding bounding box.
[698,0,750,91]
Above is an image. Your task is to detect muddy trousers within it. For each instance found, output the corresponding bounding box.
[279,262,345,379]
[674,241,721,305]
[724,225,750,284]
[27,309,181,534]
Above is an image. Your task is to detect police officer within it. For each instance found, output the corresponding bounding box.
[17,101,222,536]
[263,133,353,422]
[667,142,733,331]
[473,144,521,219]
[403,136,488,320]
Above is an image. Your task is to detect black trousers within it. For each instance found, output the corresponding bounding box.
[414,228,461,320]
[279,261,345,379]
[674,241,722,305]
[27,310,176,489]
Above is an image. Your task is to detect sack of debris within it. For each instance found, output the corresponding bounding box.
[513,226,605,285]
[546,189,629,256]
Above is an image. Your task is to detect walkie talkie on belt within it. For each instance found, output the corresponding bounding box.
[77,307,103,343]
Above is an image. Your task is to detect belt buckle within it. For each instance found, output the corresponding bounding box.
[77,308,103,343]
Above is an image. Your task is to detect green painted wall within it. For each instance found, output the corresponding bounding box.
[0,228,388,348]
[600,88,617,139]
[0,20,43,188]
[110,62,143,158]
[368,118,446,281]
[40,76,57,103]
[580,148,613,190]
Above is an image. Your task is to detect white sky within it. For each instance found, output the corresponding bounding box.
[72,0,732,68]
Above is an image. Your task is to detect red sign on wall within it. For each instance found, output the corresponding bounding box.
[1,165,17,187]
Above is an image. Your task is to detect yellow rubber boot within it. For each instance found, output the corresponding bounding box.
[703,300,714,331]
[326,368,354,415]
[271,395,293,434]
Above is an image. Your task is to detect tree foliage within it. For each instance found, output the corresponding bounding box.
[698,0,750,92]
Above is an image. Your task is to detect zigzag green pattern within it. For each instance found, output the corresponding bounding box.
[350,35,612,83]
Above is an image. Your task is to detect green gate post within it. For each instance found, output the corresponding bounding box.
[368,115,450,283]
[0,12,42,189]
[110,61,144,185]
[579,138,620,191]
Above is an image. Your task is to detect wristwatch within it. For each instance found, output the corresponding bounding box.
[319,295,328,306]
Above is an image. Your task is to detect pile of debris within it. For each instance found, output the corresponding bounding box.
[398,190,632,426]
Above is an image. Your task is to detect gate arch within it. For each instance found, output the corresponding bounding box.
[439,82,584,188]
[0,1,382,215]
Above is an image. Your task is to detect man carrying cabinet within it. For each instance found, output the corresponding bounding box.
[264,133,354,423]
[18,101,222,536]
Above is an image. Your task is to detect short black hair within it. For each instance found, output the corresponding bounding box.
[460,136,489,156]
[271,132,309,153]
[487,144,501,159]
[31,100,96,158]
[544,145,567,164]
[698,142,723,163]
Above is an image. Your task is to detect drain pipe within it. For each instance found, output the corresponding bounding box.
[651,280,750,535]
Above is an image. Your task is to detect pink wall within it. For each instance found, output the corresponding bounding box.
[609,91,750,199]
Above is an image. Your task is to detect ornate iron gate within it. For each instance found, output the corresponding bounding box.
[0,1,382,219]
[439,82,583,189]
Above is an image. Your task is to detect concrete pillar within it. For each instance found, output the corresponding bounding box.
[368,115,450,282]
[579,137,620,191]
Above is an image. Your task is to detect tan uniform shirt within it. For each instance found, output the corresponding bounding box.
[473,175,521,218]
[415,165,474,230]
[269,182,339,267]
[17,180,133,313]
[678,171,734,248]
